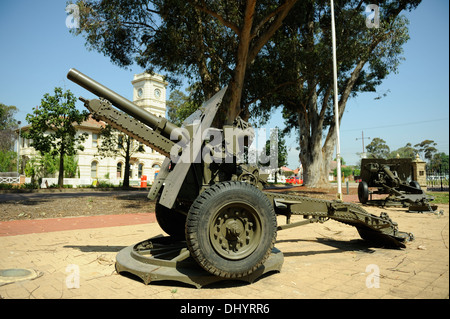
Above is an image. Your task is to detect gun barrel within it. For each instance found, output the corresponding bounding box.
[67,68,177,139]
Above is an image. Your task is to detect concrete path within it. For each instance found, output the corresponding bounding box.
[0,204,448,301]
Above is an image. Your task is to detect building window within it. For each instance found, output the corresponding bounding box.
[92,133,98,147]
[138,163,144,178]
[117,162,123,178]
[91,161,98,178]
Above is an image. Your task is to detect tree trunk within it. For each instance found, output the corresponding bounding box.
[122,138,131,188]
[214,0,256,127]
[298,106,330,188]
[58,147,65,188]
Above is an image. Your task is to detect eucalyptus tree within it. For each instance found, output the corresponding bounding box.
[71,0,421,186]
[71,0,297,125]
[245,0,421,186]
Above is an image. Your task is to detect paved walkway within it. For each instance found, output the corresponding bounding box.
[0,202,448,300]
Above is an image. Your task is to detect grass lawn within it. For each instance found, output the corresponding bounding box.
[428,191,449,204]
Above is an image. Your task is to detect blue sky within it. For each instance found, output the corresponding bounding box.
[0,0,448,168]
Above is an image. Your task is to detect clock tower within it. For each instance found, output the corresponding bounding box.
[131,72,167,118]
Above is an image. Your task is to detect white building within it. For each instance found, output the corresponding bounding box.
[19,72,168,187]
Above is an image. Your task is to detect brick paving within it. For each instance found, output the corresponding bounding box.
[0,201,448,300]
[0,213,156,237]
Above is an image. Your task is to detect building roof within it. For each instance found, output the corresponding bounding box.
[75,115,106,130]
[17,114,106,132]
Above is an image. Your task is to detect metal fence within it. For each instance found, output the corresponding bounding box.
[0,172,19,184]
[426,169,449,191]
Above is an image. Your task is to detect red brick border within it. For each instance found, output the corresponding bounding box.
[0,213,156,237]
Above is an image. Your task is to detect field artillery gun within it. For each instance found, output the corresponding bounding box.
[358,158,437,212]
[68,69,413,287]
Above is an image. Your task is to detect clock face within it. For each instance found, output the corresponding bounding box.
[137,88,143,98]
[154,88,161,99]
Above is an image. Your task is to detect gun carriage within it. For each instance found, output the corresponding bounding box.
[358,158,436,212]
[67,69,414,287]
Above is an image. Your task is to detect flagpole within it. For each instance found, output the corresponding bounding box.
[330,0,342,200]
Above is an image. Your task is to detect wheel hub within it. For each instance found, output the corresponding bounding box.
[210,205,261,260]
[225,219,244,238]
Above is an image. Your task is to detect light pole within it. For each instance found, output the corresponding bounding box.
[330,0,342,200]
[356,130,370,158]
[17,121,21,174]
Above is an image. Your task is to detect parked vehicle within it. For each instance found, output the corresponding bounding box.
[286,176,303,185]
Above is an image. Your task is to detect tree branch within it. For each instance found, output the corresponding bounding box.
[187,0,240,35]
[247,0,298,64]
[251,1,290,39]
[121,21,156,32]
[319,85,332,119]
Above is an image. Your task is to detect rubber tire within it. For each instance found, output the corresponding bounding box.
[186,181,277,278]
[155,202,186,239]
[358,181,369,204]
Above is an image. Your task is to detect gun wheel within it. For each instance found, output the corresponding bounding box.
[155,202,186,239]
[358,181,369,204]
[186,182,277,278]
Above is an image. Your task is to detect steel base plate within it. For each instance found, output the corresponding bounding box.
[408,204,438,212]
[365,199,406,207]
[115,236,284,288]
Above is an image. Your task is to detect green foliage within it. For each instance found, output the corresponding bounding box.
[96,125,145,159]
[0,183,14,190]
[429,152,449,172]
[22,87,89,157]
[71,0,298,122]
[385,140,440,164]
[366,137,390,159]
[414,139,438,162]
[0,150,17,172]
[96,124,145,187]
[388,142,416,159]
[0,183,35,190]
[0,103,19,151]
[24,157,41,188]
[40,153,58,177]
[63,155,79,178]
[262,127,288,168]
[333,166,353,178]
[21,87,88,187]
[245,0,420,185]
[167,88,201,126]
[70,0,421,186]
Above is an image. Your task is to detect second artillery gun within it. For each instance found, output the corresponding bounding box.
[67,68,414,287]
[358,158,437,212]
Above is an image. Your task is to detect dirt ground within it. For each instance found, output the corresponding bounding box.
[0,190,158,221]
[0,185,348,221]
